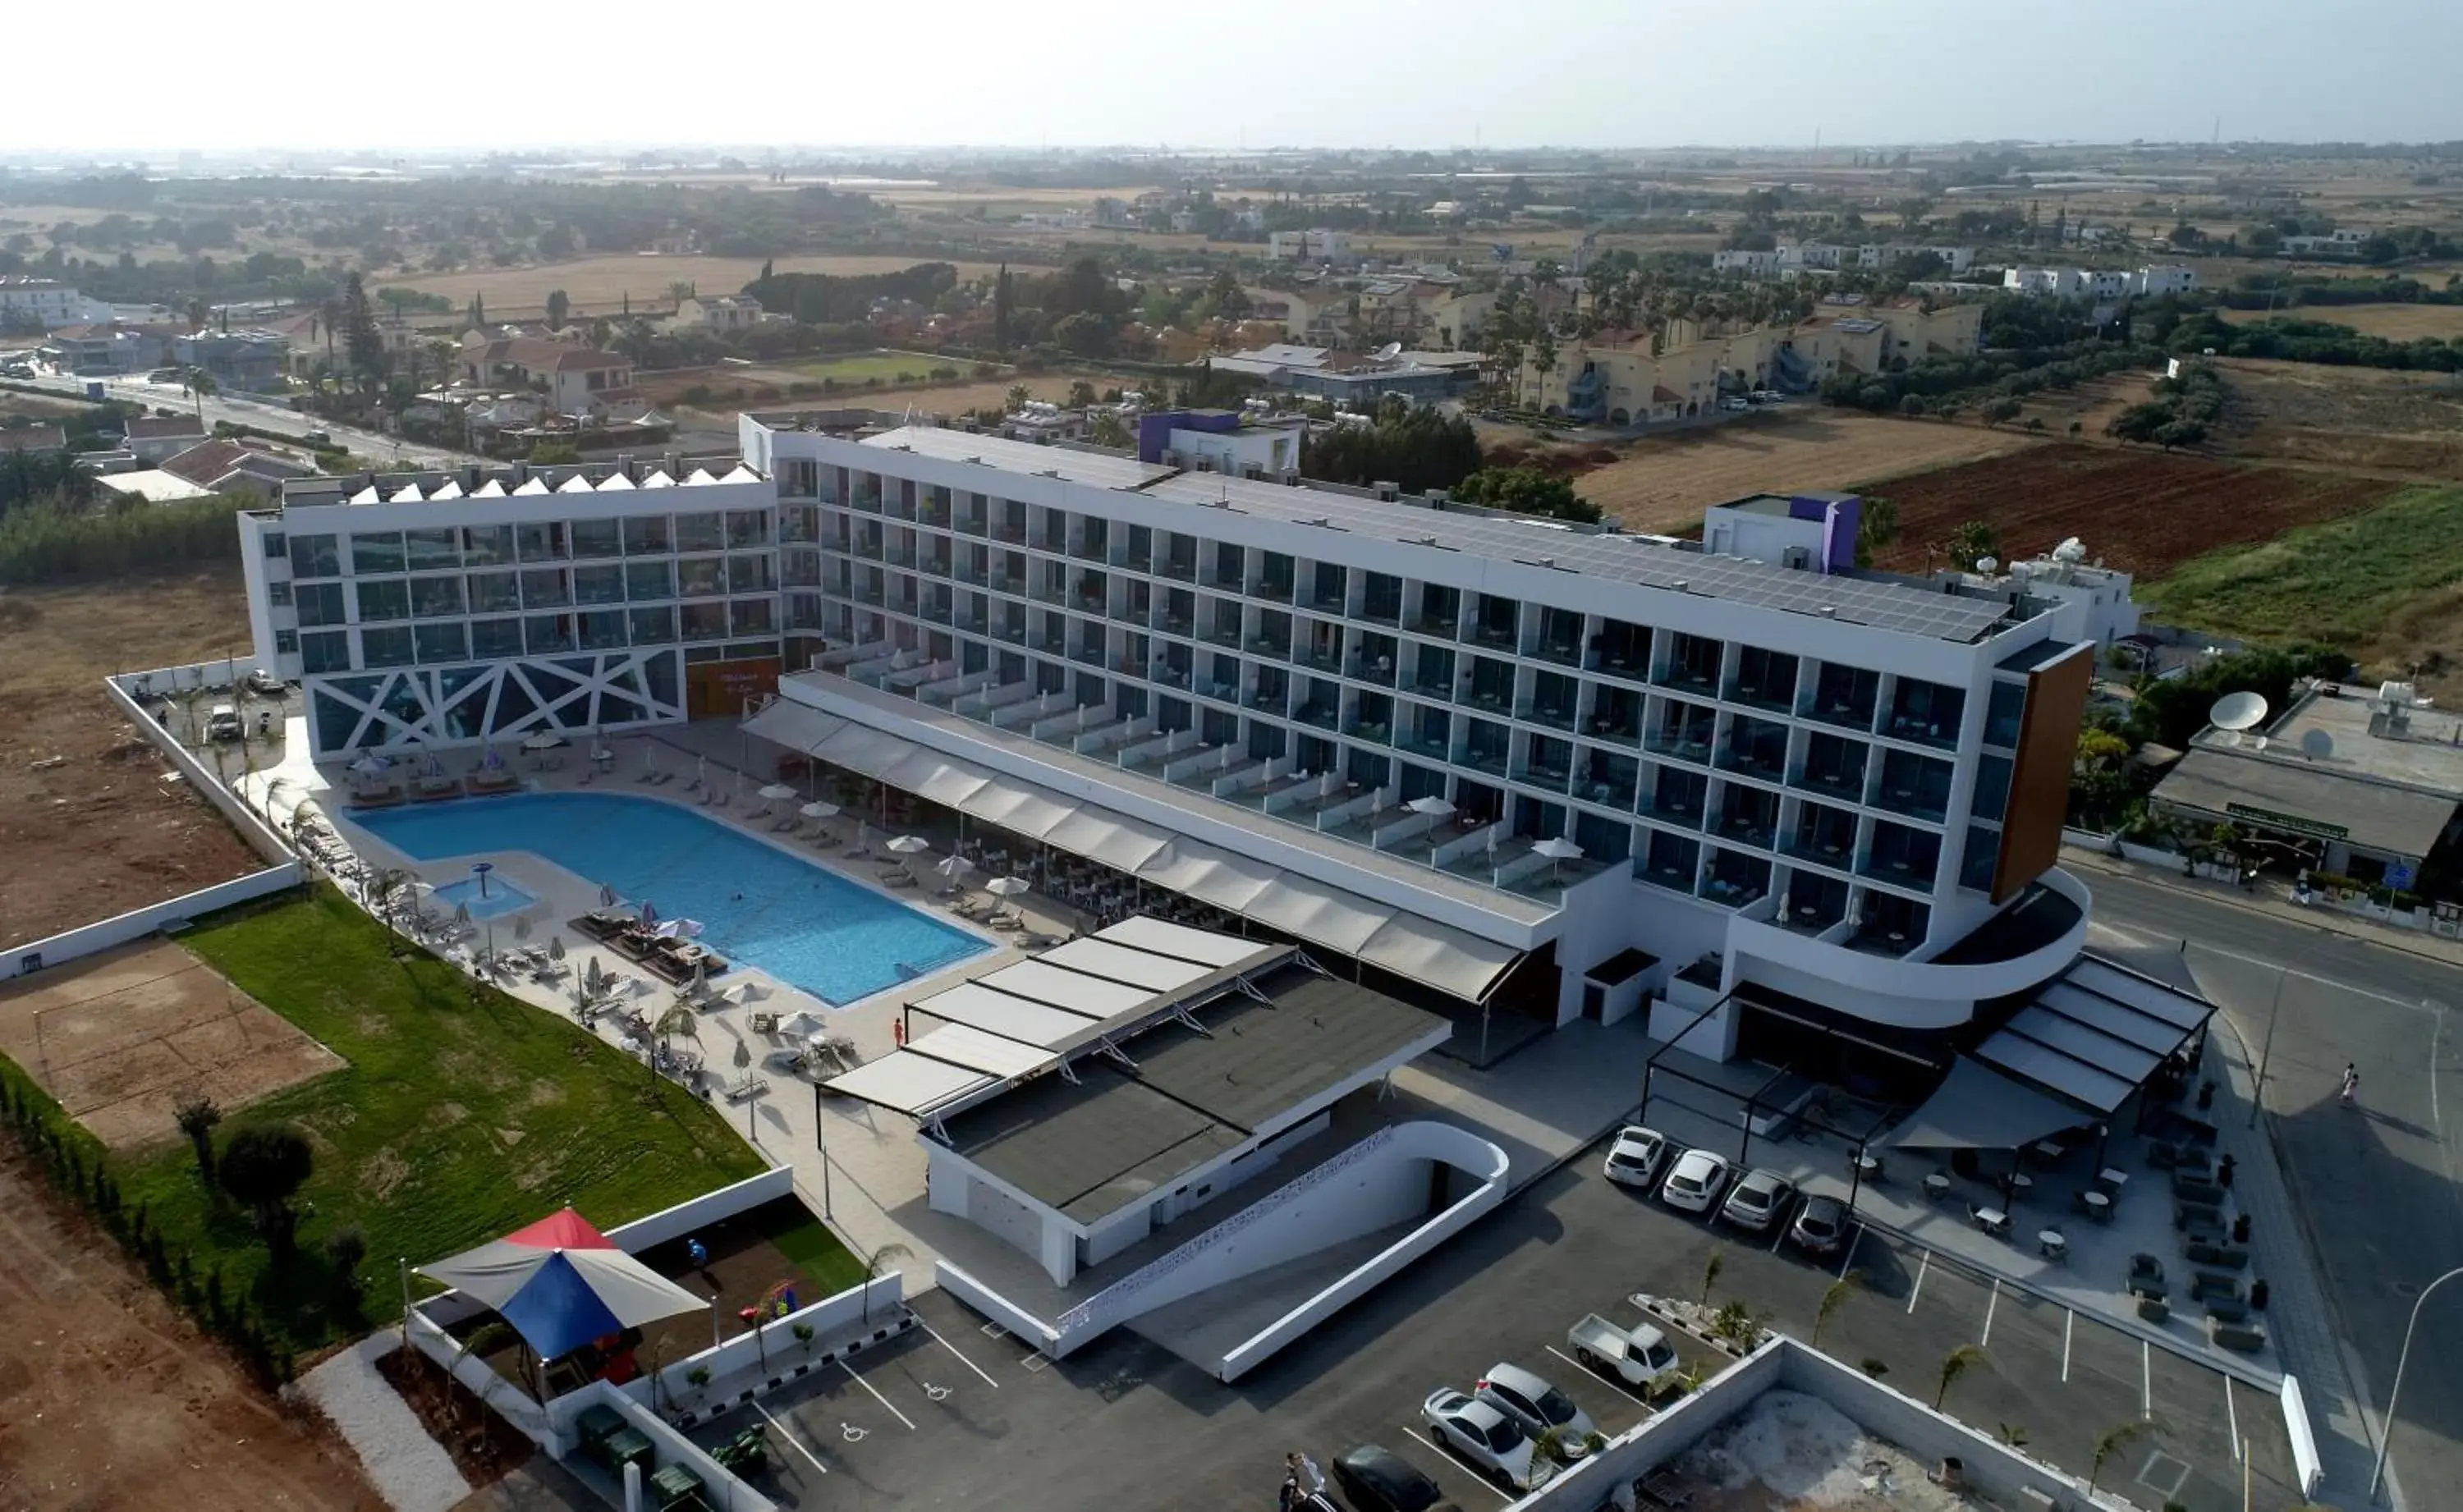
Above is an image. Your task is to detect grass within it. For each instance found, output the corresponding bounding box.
[113,885,779,1354]
[783,350,963,384]
[2138,483,2463,646]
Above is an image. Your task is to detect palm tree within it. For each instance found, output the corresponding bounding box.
[1934,1345,1988,1409]
[651,997,699,1072]
[860,1241,913,1323]
[2089,1421,2153,1493]
[1005,383,1030,413]
[188,368,218,425]
[319,297,343,361]
[1814,1271,1860,1348]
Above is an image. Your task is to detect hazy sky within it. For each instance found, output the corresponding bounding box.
[12,0,2462,156]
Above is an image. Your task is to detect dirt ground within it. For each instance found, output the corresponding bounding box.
[0,568,264,952]
[1570,410,2043,534]
[0,939,342,1149]
[1864,447,2407,580]
[2003,370,2158,439]
[0,1144,388,1511]
[2218,300,2463,341]
[2213,356,2463,480]
[375,254,1011,320]
[654,369,1135,428]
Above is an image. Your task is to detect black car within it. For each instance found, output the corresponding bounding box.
[1332,1445,1453,1512]
[1790,1194,1850,1257]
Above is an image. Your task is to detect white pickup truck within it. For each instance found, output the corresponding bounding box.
[1567,1313,1681,1391]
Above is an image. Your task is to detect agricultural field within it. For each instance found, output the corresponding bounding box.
[782,349,974,385]
[637,364,1126,421]
[2212,357,2463,480]
[373,253,1011,319]
[2217,301,2463,341]
[1863,447,2406,580]
[1570,410,2043,534]
[2138,484,2463,693]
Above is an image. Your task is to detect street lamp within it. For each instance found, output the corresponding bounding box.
[2368,1263,2463,1501]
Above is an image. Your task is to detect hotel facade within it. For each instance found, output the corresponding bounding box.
[235,412,2139,1063]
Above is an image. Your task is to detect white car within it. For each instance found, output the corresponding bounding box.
[1718,396,1749,412]
[1602,1125,1670,1189]
[1421,1388,1549,1491]
[1659,1148,1732,1214]
[1721,1167,1796,1232]
[1476,1362,1598,1459]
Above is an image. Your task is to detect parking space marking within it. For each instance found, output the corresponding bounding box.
[1980,1278,1999,1347]
[2062,1308,2074,1382]
[753,1401,827,1475]
[1837,1223,1865,1280]
[842,1360,918,1430]
[2225,1374,2241,1461]
[916,1317,1000,1388]
[1544,1344,1657,1414]
[1906,1249,1931,1314]
[1021,1353,1050,1372]
[2141,1340,2153,1419]
[1768,1221,1788,1253]
[1400,1427,1516,1508]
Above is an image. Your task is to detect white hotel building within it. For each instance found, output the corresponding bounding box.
[234,413,2145,1070]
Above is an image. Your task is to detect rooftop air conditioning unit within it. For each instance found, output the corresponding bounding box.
[1195,455,1215,471]
[1783,547,1811,570]
[1375,480,1400,502]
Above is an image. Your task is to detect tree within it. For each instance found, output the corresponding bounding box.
[1699,1246,1725,1307]
[172,1093,222,1180]
[861,1241,913,1323]
[1814,1271,1860,1348]
[1005,383,1030,413]
[528,440,583,465]
[1947,519,2001,570]
[1934,1344,1988,1409]
[1451,465,1601,524]
[2154,419,2206,451]
[1066,379,1098,410]
[342,272,386,392]
[1979,396,2023,428]
[1854,495,1900,567]
[546,289,570,330]
[993,263,1013,351]
[1089,411,1132,449]
[187,368,217,424]
[2089,1421,2153,1493]
[325,1226,369,1318]
[218,1122,314,1261]
[1208,268,1251,323]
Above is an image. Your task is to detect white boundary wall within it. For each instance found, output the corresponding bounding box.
[103,666,296,864]
[547,1380,777,1512]
[2,864,300,980]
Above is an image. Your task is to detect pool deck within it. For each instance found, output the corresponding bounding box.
[239,721,1085,1279]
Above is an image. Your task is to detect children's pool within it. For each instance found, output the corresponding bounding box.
[357,792,987,1005]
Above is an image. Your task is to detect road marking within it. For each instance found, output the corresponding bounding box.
[1906,1249,1931,1315]
[2062,1309,2074,1383]
[2142,1340,2153,1419]
[1980,1278,1999,1347]
[917,1317,1000,1387]
[842,1360,917,1431]
[753,1400,827,1474]
[1401,1427,1516,1508]
[2430,1001,2445,1134]
[2226,1375,2241,1461]
[1770,1221,1789,1253]
[1546,1343,1657,1414]
[1837,1223,1865,1281]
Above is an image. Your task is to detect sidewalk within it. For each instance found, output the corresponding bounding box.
[2062,842,2463,971]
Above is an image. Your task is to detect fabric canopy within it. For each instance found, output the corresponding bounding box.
[1883,1056,2089,1152]
[415,1207,708,1360]
[741,699,846,754]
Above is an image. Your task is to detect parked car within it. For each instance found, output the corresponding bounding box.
[1566,1313,1682,1391]
[1659,1148,1731,1213]
[1721,1168,1796,1232]
[244,668,287,698]
[1475,1362,1598,1459]
[203,703,244,742]
[1751,389,1788,405]
[1601,1125,1670,1189]
[1718,396,1749,412]
[1790,1194,1851,1258]
[1421,1389,1548,1491]
[301,429,332,447]
[1331,1445,1451,1512]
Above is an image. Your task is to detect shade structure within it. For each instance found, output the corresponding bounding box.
[886,835,931,855]
[934,853,978,879]
[758,782,800,801]
[1883,1056,2089,1152]
[800,800,841,818]
[985,876,1030,898]
[1406,795,1456,818]
[415,1207,708,1361]
[521,732,564,752]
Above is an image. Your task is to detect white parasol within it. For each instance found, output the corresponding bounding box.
[520,732,563,752]
[1530,835,1584,883]
[759,783,799,801]
[1406,795,1456,818]
[886,835,930,855]
[799,800,840,818]
[986,876,1030,898]
[934,854,977,879]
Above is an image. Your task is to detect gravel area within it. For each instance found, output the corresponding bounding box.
[294,1336,475,1512]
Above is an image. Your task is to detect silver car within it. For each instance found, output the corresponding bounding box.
[1421,1388,1548,1491]
[1722,1167,1796,1232]
[1475,1362,1598,1459]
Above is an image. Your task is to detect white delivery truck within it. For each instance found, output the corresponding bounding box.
[1566,1314,1681,1391]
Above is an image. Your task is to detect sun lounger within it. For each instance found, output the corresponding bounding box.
[771,814,799,832]
[843,845,874,860]
[713,790,730,808]
[747,804,772,822]
[880,872,919,888]
[949,896,988,918]
[1019,931,1064,950]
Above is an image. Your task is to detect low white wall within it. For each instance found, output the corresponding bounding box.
[2,864,301,978]
[635,1274,906,1425]
[1218,1126,1510,1382]
[551,1379,777,1512]
[604,1166,796,1253]
[1506,1342,1786,1510]
[103,666,296,865]
[406,1304,555,1448]
[934,1260,1059,1351]
[2280,1373,2323,1497]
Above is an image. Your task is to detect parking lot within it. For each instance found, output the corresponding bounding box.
[699,1129,2311,1512]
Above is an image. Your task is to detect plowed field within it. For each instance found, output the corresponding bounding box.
[1864,448,2406,580]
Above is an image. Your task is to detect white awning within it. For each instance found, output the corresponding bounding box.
[906,981,1097,1047]
[1096,915,1273,969]
[1170,847,1283,913]
[741,699,846,754]
[905,1022,1053,1079]
[1042,807,1173,873]
[1973,955,2213,1114]
[824,1053,992,1116]
[1883,1056,2092,1151]
[977,960,1152,1019]
[1355,913,1524,1002]
[960,781,1078,839]
[1245,875,1392,955]
[883,749,995,809]
[816,723,910,778]
[1040,937,1213,993]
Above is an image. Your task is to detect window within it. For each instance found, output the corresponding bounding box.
[268,580,292,607]
[579,610,628,650]
[262,530,287,559]
[274,629,297,654]
[681,603,727,641]
[674,511,725,552]
[515,522,568,561]
[570,517,622,559]
[627,606,677,645]
[288,534,341,578]
[726,509,769,547]
[623,515,672,555]
[730,599,774,636]
[354,580,410,622]
[350,534,401,581]
[461,524,515,566]
[470,617,524,658]
[524,614,576,654]
[727,553,774,593]
[519,567,571,608]
[410,575,466,618]
[572,562,626,605]
[299,630,351,674]
[677,557,725,598]
[626,560,675,601]
[405,527,459,571]
[294,581,347,627]
[360,625,415,667]
[415,622,468,664]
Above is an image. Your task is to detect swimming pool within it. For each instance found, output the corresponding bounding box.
[355,792,988,1005]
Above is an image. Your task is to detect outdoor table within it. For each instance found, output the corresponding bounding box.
[2038,1230,2068,1262]
[2083,1190,2114,1222]
[1852,1153,1883,1182]
[2097,1167,2130,1196]
[602,1426,654,1478]
[1974,1207,2011,1238]
[2031,1140,2064,1162]
[1923,1172,1952,1200]
[2007,1172,2034,1198]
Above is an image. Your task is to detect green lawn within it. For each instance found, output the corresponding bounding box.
[784,350,964,384]
[117,886,780,1354]
[2139,484,2463,646]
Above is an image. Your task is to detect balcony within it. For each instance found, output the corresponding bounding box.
[1712,797,1779,851]
[1886,680,1965,751]
[1635,834,1702,895]
[1530,609,1585,668]
[1398,718,1452,763]
[1293,699,1340,733]
[1782,805,1857,871]
[1718,717,1790,783]
[1646,717,1716,766]
[1158,548,1197,582]
[1873,750,1954,824]
[1727,648,1799,715]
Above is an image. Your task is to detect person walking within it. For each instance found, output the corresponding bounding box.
[2341,1062,2360,1108]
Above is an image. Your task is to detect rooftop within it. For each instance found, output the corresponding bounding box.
[935,968,1447,1223]
[850,425,2018,644]
[2237,683,2463,791]
[2153,747,2460,856]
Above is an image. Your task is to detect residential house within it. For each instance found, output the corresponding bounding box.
[1209,343,1461,404]
[2137,264,2199,296]
[173,329,291,391]
[663,296,764,337]
[1526,302,1984,419]
[159,437,319,500]
[1,423,67,456]
[40,323,164,375]
[1425,288,1495,351]
[0,277,103,331]
[1774,302,1984,387]
[2280,228,2373,258]
[94,469,218,503]
[459,337,644,419]
[2003,265,2199,298]
[1713,249,1782,276]
[122,413,209,463]
[1267,228,1354,263]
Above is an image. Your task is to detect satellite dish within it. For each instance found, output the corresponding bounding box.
[1376,341,1403,361]
[2210,690,2268,732]
[2300,727,2335,759]
[1976,556,1999,575]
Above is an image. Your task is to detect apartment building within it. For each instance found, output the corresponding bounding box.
[2002,265,2199,298]
[1520,303,1982,419]
[0,276,104,329]
[724,417,2104,1053]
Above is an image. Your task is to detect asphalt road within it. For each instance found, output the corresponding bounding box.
[2083,863,2463,1505]
[697,1128,2299,1512]
[10,366,472,469]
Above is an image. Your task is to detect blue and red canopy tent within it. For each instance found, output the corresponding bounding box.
[415,1207,707,1362]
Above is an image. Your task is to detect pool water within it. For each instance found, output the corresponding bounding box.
[429,875,538,920]
[355,792,988,1005]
